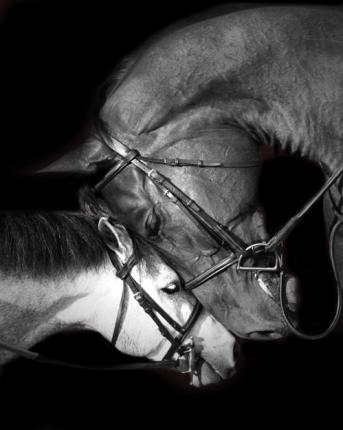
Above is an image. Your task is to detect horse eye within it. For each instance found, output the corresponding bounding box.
[161,283,180,295]
[146,209,162,237]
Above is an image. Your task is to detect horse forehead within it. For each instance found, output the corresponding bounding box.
[102,164,157,212]
[101,6,343,145]
[102,8,330,114]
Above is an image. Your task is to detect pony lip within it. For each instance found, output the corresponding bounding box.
[191,359,223,387]
[195,346,237,382]
[200,357,238,385]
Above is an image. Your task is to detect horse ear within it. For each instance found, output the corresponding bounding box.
[98,217,133,262]
[35,138,113,175]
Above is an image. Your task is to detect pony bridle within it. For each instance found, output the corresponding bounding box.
[101,220,202,373]
[94,134,343,341]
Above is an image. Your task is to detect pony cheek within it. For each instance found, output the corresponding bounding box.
[116,304,167,358]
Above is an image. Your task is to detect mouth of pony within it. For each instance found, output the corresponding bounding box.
[190,357,237,387]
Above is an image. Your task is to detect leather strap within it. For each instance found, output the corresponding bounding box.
[164,301,202,359]
[116,254,137,280]
[106,252,137,344]
[140,156,259,168]
[94,149,140,192]
[111,281,128,345]
[266,163,343,251]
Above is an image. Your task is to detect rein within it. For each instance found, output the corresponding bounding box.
[94,134,343,340]
[0,340,180,372]
[265,164,343,251]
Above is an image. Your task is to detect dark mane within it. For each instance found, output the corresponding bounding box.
[0,189,164,280]
[0,211,109,279]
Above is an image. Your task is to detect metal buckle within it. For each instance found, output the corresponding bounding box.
[175,338,196,374]
[237,242,281,274]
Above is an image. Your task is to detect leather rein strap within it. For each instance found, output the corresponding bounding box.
[265,164,343,251]
[270,164,343,339]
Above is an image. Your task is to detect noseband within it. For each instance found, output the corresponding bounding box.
[94,134,343,340]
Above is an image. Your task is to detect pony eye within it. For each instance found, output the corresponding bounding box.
[161,283,180,295]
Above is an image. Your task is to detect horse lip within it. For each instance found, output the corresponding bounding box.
[247,331,285,340]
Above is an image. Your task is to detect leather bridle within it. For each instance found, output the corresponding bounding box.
[94,133,343,340]
[101,217,202,360]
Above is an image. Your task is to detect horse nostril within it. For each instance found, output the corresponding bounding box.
[233,341,240,363]
[285,277,300,312]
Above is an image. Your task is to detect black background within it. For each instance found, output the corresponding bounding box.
[1,1,343,429]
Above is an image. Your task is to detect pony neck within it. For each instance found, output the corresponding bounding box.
[0,264,120,363]
[52,265,120,342]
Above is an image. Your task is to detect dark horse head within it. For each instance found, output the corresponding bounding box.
[38,6,343,340]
